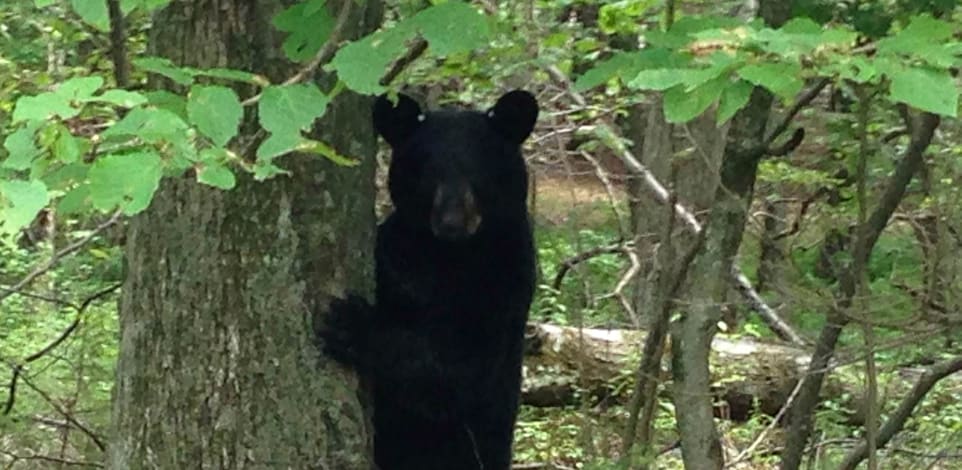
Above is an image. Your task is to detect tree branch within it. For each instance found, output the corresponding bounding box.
[3,283,122,416]
[764,78,830,147]
[0,211,122,304]
[240,0,354,106]
[838,356,962,470]
[543,65,806,345]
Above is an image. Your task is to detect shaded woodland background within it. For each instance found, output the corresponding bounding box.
[1,0,961,469]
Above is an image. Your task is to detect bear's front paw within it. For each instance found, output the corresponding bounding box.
[317,294,374,366]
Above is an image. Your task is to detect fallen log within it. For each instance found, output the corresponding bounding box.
[521,323,831,420]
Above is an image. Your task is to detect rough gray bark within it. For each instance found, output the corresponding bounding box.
[108,1,383,469]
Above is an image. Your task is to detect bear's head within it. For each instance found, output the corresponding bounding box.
[373,90,539,242]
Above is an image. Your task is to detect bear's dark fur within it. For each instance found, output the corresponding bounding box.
[319,90,539,470]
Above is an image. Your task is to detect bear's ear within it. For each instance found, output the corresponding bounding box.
[487,90,539,144]
[373,92,423,147]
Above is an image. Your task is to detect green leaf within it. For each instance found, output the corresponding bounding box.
[2,124,42,170]
[878,14,953,57]
[133,57,195,85]
[146,91,188,119]
[54,128,83,163]
[297,138,358,166]
[256,132,301,161]
[57,184,90,215]
[197,150,237,191]
[198,164,236,190]
[13,93,77,123]
[412,2,490,56]
[736,62,803,100]
[70,0,109,31]
[90,89,149,107]
[187,86,243,147]
[35,0,57,6]
[258,84,329,134]
[574,48,682,91]
[717,79,754,124]
[663,76,727,124]
[327,27,411,95]
[273,0,336,62]
[103,107,190,142]
[627,69,689,91]
[0,179,50,235]
[888,66,958,117]
[57,76,105,101]
[88,151,164,215]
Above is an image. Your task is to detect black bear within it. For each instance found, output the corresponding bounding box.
[319,90,539,470]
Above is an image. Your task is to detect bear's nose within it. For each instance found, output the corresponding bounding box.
[430,184,481,241]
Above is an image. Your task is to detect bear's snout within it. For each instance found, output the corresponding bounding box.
[430,183,482,241]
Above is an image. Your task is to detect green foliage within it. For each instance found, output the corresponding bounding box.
[577,12,962,123]
[1,0,499,242]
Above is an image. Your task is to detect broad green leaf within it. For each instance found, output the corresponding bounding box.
[258,84,329,134]
[103,107,190,142]
[198,165,236,190]
[737,62,803,99]
[273,0,335,61]
[297,138,358,166]
[575,48,682,91]
[146,90,188,119]
[0,179,50,235]
[197,150,236,190]
[327,27,411,95]
[187,86,243,147]
[90,89,149,107]
[54,128,83,163]
[663,76,727,123]
[133,57,195,85]
[2,125,42,170]
[70,0,109,31]
[13,93,77,123]
[57,184,90,215]
[88,151,164,215]
[57,77,105,101]
[716,79,754,124]
[888,66,958,117]
[627,69,689,91]
[256,132,301,161]
[43,162,89,190]
[120,0,170,13]
[878,14,953,57]
[35,0,57,6]
[412,2,490,56]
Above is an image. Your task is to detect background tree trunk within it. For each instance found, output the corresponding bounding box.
[108,1,383,468]
[669,1,793,467]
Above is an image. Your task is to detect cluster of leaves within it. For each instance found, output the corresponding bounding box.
[0,0,494,244]
[577,13,962,123]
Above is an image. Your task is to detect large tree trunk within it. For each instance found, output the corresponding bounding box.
[108,1,383,469]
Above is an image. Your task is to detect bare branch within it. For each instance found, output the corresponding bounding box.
[838,355,962,470]
[381,38,429,86]
[542,65,805,345]
[764,78,830,147]
[0,210,122,305]
[3,283,122,416]
[241,0,354,107]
